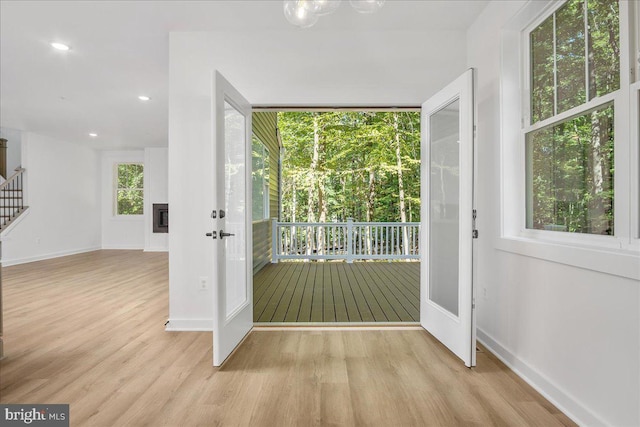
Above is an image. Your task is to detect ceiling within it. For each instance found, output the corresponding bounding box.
[0,0,489,149]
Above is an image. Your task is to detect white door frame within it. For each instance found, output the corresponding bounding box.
[211,70,477,366]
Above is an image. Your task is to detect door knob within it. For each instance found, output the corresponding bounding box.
[219,230,235,239]
[205,231,217,239]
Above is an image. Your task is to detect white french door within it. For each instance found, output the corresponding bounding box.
[420,69,476,367]
[211,71,253,367]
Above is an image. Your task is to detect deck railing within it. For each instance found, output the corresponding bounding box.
[272,219,420,263]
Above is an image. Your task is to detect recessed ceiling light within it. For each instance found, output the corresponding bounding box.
[51,42,70,51]
[138,95,151,101]
[89,133,98,137]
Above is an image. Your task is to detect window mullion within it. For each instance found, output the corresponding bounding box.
[523,91,617,134]
[553,11,558,116]
[615,0,634,245]
[584,0,590,102]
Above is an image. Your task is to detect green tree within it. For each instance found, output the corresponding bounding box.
[117,163,144,215]
[278,111,421,224]
[527,0,617,235]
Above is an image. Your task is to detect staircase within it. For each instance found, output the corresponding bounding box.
[0,167,26,359]
[0,167,27,232]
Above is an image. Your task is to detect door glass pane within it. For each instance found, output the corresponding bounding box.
[224,101,247,318]
[429,99,460,317]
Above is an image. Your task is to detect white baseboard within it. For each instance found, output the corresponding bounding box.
[144,247,168,252]
[1,246,101,266]
[477,328,606,427]
[101,244,144,250]
[165,318,212,331]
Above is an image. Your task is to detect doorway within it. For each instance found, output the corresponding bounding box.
[251,110,421,324]
[211,69,476,367]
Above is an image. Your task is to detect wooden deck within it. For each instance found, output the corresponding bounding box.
[253,262,420,323]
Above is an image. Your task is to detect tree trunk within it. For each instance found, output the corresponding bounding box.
[341,176,346,221]
[317,173,328,260]
[306,114,320,256]
[394,113,409,255]
[587,3,597,100]
[366,168,375,254]
[292,179,297,223]
[291,179,297,254]
[589,112,606,234]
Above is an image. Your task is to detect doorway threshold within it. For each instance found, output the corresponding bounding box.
[253,322,422,331]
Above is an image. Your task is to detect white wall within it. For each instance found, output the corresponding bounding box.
[0,126,22,176]
[168,11,640,424]
[168,29,469,330]
[100,150,145,249]
[144,147,168,252]
[468,2,639,426]
[1,132,101,265]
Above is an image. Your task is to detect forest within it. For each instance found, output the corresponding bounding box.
[527,0,618,235]
[277,111,421,224]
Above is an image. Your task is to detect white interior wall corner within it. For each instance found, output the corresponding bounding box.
[468,2,640,426]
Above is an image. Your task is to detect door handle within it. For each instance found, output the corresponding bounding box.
[205,231,217,239]
[219,230,235,239]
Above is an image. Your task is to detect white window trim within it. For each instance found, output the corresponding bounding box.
[113,162,144,217]
[498,0,639,280]
[631,80,640,242]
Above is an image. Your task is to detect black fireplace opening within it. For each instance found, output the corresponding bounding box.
[153,203,169,233]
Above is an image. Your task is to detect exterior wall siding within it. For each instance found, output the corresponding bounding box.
[252,112,280,274]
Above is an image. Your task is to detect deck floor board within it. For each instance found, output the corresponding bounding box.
[254,262,420,323]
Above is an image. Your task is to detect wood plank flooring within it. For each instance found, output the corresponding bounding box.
[254,262,420,323]
[0,250,576,426]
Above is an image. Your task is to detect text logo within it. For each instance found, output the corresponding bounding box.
[1,405,69,426]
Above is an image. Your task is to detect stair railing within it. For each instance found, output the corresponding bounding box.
[0,167,26,230]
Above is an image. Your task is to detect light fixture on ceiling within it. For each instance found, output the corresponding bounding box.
[284,0,385,28]
[283,0,319,28]
[89,133,98,137]
[349,0,385,14]
[51,42,70,51]
[138,95,151,101]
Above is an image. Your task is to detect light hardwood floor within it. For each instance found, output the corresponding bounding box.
[0,250,576,426]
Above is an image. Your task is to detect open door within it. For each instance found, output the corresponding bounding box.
[420,69,476,367]
[211,71,253,367]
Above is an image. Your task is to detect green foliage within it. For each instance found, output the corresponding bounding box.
[530,0,619,122]
[117,163,144,215]
[278,111,421,223]
[527,0,618,235]
[527,105,614,235]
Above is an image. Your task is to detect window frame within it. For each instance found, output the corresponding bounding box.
[114,162,145,217]
[522,0,627,244]
[497,0,639,279]
[631,80,640,241]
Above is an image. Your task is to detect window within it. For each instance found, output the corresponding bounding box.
[115,163,144,215]
[525,0,621,236]
[497,0,637,275]
[252,135,270,221]
[526,104,614,234]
